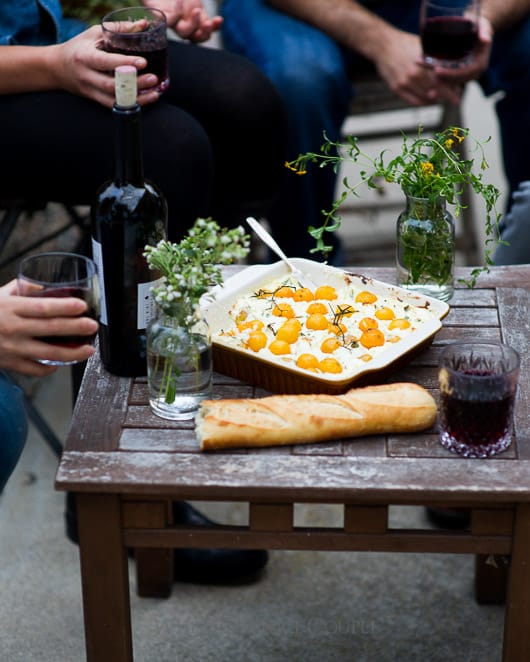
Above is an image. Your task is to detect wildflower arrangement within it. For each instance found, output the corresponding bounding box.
[286,126,503,286]
[144,217,250,318]
[143,218,250,411]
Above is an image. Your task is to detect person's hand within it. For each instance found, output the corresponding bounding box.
[0,280,99,377]
[49,25,160,108]
[431,16,493,88]
[373,27,464,106]
[143,0,223,42]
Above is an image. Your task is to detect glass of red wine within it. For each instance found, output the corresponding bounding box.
[17,252,100,366]
[101,6,169,95]
[420,0,480,68]
[438,342,520,458]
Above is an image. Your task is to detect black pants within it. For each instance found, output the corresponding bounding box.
[0,41,287,242]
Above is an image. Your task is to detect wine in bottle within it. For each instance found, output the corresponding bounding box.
[91,65,168,376]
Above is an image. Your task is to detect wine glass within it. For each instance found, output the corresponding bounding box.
[101,6,169,95]
[17,252,100,366]
[420,0,480,68]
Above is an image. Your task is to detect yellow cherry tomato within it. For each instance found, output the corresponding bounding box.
[276,321,301,343]
[320,337,341,353]
[296,353,320,371]
[358,317,379,331]
[269,339,291,355]
[246,331,267,352]
[328,322,347,335]
[388,318,411,330]
[360,328,385,348]
[306,313,329,330]
[306,302,328,315]
[272,303,295,318]
[355,290,378,304]
[275,285,295,298]
[334,304,355,318]
[319,357,343,373]
[237,319,264,332]
[375,307,396,321]
[314,285,337,300]
[292,287,314,302]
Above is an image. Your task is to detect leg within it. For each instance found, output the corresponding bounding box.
[0,371,28,492]
[502,504,530,661]
[76,493,133,662]
[221,0,352,261]
[163,41,287,231]
[492,181,530,265]
[0,91,214,243]
[481,16,530,206]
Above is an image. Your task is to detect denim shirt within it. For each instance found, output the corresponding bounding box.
[0,0,85,46]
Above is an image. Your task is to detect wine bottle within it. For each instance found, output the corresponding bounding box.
[91,65,168,377]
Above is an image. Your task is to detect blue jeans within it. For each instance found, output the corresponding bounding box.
[221,0,530,264]
[0,372,28,492]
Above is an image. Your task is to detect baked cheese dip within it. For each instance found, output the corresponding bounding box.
[214,274,437,376]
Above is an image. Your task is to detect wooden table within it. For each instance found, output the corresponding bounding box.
[55,265,530,662]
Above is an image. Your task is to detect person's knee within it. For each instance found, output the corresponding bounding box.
[0,373,28,492]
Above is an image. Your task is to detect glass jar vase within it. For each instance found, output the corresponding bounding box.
[396,195,455,302]
[146,303,212,420]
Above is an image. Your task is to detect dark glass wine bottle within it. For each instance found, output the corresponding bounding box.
[91,65,168,377]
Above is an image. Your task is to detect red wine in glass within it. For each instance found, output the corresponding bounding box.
[420,0,480,68]
[105,44,169,94]
[439,370,516,458]
[36,286,99,348]
[438,342,520,458]
[421,16,478,63]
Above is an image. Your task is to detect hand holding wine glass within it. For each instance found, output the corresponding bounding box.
[420,0,480,68]
[15,252,100,367]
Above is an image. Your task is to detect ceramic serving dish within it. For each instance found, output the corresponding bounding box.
[202,259,449,395]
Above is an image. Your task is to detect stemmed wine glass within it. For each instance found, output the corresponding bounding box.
[420,0,481,68]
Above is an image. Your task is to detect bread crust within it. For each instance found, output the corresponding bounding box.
[196,382,437,450]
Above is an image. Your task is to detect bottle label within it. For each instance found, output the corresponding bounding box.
[91,237,108,325]
[137,278,162,329]
[91,237,162,329]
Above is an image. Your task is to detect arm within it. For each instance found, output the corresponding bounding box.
[0,26,159,107]
[268,0,463,106]
[0,281,98,377]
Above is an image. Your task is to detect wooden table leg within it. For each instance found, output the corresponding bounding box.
[77,493,133,662]
[502,503,530,662]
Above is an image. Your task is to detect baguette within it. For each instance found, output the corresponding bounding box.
[196,382,437,451]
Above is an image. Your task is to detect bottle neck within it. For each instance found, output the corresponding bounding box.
[112,104,144,187]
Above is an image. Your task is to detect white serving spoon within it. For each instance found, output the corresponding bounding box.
[245,217,317,289]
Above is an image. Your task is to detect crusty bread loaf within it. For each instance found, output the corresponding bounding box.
[196,382,437,451]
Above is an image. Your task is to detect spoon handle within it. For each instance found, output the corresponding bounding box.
[246,217,294,268]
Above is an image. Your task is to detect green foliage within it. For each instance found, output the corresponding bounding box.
[144,217,250,317]
[62,0,124,24]
[286,126,503,286]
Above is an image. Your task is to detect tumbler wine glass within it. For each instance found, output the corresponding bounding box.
[101,6,169,95]
[17,252,100,366]
[420,0,480,68]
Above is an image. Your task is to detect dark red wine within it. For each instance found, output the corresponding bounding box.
[105,45,169,93]
[440,391,514,447]
[421,16,478,62]
[37,286,98,347]
[91,67,167,377]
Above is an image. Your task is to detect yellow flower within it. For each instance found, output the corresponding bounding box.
[452,127,465,143]
[285,160,307,175]
[421,161,434,176]
[445,138,455,149]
